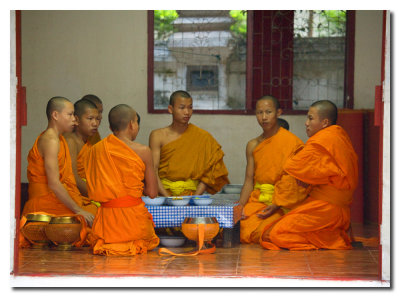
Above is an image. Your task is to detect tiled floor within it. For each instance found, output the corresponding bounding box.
[13,222,381,283]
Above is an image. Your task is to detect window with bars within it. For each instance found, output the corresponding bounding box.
[148,10,353,114]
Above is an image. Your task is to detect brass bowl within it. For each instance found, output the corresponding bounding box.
[181,217,220,243]
[26,213,52,223]
[45,216,81,250]
[48,216,80,224]
[21,213,53,249]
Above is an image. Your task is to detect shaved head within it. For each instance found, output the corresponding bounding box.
[311,100,338,125]
[169,90,192,106]
[277,118,289,130]
[256,95,280,110]
[81,94,102,105]
[46,96,71,120]
[108,104,137,132]
[74,99,98,118]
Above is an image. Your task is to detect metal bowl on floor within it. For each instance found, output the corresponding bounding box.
[21,213,53,249]
[44,216,81,250]
[159,236,186,247]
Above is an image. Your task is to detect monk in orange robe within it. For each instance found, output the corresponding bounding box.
[85,104,159,256]
[261,100,358,250]
[239,96,307,244]
[81,94,103,145]
[64,98,99,196]
[20,97,97,247]
[149,90,229,197]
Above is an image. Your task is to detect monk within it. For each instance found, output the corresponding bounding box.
[261,100,358,250]
[85,104,159,256]
[81,94,103,145]
[239,96,307,244]
[149,90,229,197]
[64,99,99,197]
[21,97,96,246]
[277,118,289,130]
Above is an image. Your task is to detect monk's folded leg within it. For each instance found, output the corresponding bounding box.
[89,205,159,256]
[250,212,283,244]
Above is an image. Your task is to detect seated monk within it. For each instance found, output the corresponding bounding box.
[261,100,358,250]
[81,94,103,145]
[85,104,159,256]
[149,90,229,197]
[20,97,96,247]
[239,96,308,244]
[64,98,100,197]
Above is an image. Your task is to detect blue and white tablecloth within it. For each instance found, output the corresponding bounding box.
[145,197,241,228]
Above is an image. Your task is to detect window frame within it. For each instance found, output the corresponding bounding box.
[147,10,355,115]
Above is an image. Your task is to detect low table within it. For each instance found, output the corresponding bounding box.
[145,194,241,247]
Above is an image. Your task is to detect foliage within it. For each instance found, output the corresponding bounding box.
[229,10,247,42]
[154,10,178,41]
[294,10,346,37]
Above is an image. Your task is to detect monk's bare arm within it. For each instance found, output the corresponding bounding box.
[39,136,94,226]
[65,136,88,197]
[140,146,158,198]
[238,139,257,207]
[194,181,207,196]
[149,130,170,197]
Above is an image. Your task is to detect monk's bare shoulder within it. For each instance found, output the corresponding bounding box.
[37,129,59,157]
[149,127,170,146]
[64,132,85,154]
[246,136,262,154]
[130,142,152,163]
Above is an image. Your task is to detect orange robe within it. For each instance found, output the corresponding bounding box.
[85,134,159,256]
[76,141,92,180]
[159,124,229,195]
[261,125,358,250]
[240,128,307,243]
[20,133,97,247]
[22,133,97,217]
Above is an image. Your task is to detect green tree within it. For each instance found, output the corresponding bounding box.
[230,10,247,42]
[154,10,178,41]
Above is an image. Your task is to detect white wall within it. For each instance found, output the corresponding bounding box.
[354,10,383,109]
[20,10,382,184]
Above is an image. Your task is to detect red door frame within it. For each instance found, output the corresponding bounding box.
[13,10,23,275]
[376,10,387,281]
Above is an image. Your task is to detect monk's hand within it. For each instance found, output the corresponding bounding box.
[240,206,248,220]
[296,179,310,188]
[257,204,279,219]
[76,209,94,227]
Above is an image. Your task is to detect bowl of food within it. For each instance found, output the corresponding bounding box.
[159,236,186,247]
[192,197,213,206]
[142,196,166,206]
[223,184,243,194]
[166,196,191,206]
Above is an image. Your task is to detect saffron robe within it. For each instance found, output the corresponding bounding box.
[85,134,159,256]
[22,133,97,217]
[261,125,358,250]
[240,128,307,243]
[20,133,97,247]
[159,124,229,195]
[76,141,92,180]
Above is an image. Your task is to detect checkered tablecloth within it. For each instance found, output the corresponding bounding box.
[145,197,241,228]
